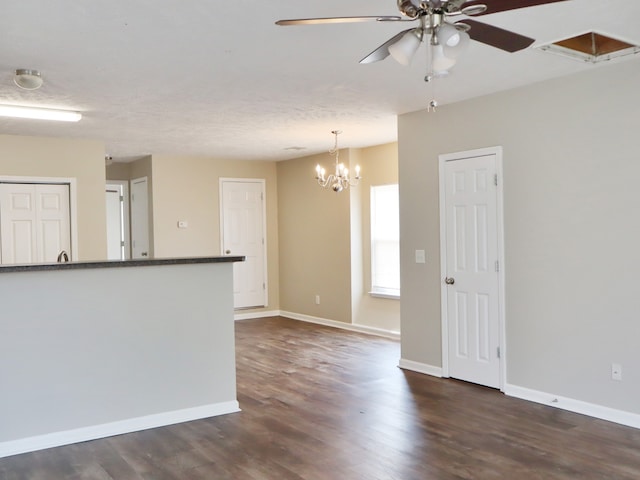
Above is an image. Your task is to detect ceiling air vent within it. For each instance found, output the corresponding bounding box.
[537,32,640,63]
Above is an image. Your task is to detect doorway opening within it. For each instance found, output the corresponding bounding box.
[106,181,130,260]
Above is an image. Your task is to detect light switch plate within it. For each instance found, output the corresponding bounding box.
[415,249,426,264]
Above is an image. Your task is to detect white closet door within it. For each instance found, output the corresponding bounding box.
[0,183,71,264]
[220,179,267,309]
[442,153,501,389]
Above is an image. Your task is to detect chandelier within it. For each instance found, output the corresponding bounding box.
[314,130,361,193]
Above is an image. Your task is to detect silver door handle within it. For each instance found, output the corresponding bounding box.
[445,277,455,285]
[225,250,231,254]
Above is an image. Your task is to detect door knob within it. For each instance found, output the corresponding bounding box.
[445,277,455,285]
[225,250,231,254]
[141,252,148,257]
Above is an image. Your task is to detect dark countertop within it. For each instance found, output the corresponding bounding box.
[0,256,245,273]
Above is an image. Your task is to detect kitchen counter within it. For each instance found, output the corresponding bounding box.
[0,256,244,458]
[0,255,245,273]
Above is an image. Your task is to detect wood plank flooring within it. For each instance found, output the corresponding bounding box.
[2,316,639,479]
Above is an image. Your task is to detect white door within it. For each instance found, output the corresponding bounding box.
[220,179,267,309]
[0,183,71,264]
[106,185,124,260]
[131,177,150,259]
[440,148,504,389]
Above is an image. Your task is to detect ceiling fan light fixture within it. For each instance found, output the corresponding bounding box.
[431,44,457,74]
[437,24,470,59]
[389,29,422,65]
[14,69,43,90]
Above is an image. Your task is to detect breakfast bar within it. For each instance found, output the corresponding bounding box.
[0,256,244,458]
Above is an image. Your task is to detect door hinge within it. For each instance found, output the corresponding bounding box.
[263,282,266,290]
[495,260,500,272]
[261,192,264,201]
[120,241,125,247]
[119,195,124,202]
[494,174,498,186]
[497,346,501,359]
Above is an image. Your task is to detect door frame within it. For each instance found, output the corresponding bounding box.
[106,181,131,260]
[0,175,79,261]
[438,146,507,390]
[219,177,268,308]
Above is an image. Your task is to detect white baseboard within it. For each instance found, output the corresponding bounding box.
[398,358,443,377]
[280,311,400,340]
[505,384,640,430]
[234,309,281,321]
[0,401,240,459]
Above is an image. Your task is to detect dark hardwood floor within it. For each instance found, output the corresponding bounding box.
[2,316,639,479]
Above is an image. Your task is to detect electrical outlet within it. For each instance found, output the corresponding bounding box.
[611,363,622,381]
[315,295,320,305]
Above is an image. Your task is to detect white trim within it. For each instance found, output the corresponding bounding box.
[438,146,506,390]
[234,309,281,321]
[280,310,400,340]
[0,401,240,459]
[504,384,640,430]
[219,178,268,308]
[0,175,79,261]
[369,290,400,300]
[398,359,443,377]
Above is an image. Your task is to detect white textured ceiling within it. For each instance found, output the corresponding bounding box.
[0,0,638,162]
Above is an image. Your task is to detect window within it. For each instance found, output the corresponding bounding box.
[370,184,400,298]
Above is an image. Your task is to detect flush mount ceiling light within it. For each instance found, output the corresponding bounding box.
[0,105,82,122]
[14,69,44,90]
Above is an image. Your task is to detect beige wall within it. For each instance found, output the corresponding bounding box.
[0,134,107,261]
[352,143,400,332]
[150,155,279,313]
[277,144,399,331]
[399,59,640,414]
[277,150,352,323]
[105,161,131,181]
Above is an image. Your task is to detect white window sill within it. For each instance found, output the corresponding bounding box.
[369,291,400,300]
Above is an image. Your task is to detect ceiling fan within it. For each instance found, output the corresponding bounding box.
[276,0,570,70]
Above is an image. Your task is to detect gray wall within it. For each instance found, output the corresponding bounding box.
[399,59,640,414]
[0,262,238,455]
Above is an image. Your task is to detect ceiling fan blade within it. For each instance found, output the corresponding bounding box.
[462,0,570,16]
[276,16,401,26]
[359,28,416,64]
[462,19,534,52]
